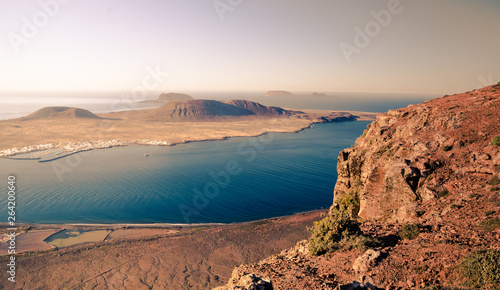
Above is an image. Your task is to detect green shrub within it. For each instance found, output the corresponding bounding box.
[488,176,500,186]
[485,210,496,216]
[491,136,500,146]
[479,217,500,232]
[399,223,421,240]
[338,190,360,216]
[438,190,450,198]
[308,207,361,256]
[442,145,453,151]
[490,186,500,192]
[459,249,500,289]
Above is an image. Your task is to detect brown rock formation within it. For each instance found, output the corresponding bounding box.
[334,83,500,222]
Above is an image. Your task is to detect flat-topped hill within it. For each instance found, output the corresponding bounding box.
[21,107,103,121]
[140,92,194,103]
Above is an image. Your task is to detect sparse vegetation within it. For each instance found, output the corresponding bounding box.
[494,164,500,172]
[469,193,481,199]
[488,176,500,186]
[438,190,450,199]
[485,210,496,217]
[479,217,500,232]
[490,186,499,192]
[338,190,360,216]
[399,223,421,240]
[491,136,500,146]
[459,249,500,289]
[308,206,364,256]
[442,145,453,151]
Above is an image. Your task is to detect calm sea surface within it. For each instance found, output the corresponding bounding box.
[3,121,369,224]
[1,91,438,224]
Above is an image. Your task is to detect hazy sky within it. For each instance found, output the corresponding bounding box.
[1,0,499,94]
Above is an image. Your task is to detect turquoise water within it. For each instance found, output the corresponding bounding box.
[2,121,369,224]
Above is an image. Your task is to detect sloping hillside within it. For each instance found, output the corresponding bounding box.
[21,107,103,121]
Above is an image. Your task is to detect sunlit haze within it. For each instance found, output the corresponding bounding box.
[1,0,499,95]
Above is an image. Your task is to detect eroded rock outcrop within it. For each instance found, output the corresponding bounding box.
[334,83,500,222]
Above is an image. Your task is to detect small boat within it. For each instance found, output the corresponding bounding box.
[144,154,150,157]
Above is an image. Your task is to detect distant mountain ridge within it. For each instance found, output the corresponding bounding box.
[21,107,103,121]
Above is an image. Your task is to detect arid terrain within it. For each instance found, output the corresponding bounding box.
[0,211,325,289]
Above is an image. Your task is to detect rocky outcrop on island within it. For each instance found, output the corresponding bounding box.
[141,100,260,121]
[216,83,500,289]
[139,92,194,103]
[20,107,103,121]
[225,100,290,117]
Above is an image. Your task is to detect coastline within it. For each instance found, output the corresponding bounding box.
[0,109,376,161]
[0,209,328,256]
[1,208,328,229]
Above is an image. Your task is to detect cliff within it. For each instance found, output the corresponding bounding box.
[334,83,500,222]
[216,83,500,289]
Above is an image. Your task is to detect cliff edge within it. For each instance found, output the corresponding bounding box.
[215,83,500,289]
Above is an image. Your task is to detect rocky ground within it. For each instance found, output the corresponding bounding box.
[217,83,500,289]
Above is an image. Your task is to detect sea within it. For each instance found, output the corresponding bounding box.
[0,91,438,224]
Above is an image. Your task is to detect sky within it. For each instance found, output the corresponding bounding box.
[0,0,499,95]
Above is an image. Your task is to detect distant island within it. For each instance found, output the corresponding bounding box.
[265,90,332,98]
[139,92,194,103]
[0,98,375,160]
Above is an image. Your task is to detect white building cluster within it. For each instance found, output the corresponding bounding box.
[0,140,130,157]
[135,140,170,146]
[0,143,55,157]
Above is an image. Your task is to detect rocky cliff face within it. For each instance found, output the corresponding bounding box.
[334,83,500,223]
